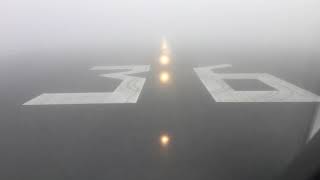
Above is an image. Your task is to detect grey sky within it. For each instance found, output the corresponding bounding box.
[1,0,319,54]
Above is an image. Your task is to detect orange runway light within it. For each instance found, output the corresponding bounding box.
[159,55,170,65]
[160,134,170,146]
[159,72,170,84]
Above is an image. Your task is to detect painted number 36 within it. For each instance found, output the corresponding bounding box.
[23,64,320,105]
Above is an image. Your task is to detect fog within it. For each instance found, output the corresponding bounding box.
[1,1,320,179]
[1,0,320,56]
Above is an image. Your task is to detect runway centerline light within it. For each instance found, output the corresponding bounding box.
[160,72,170,83]
[161,39,168,50]
[160,55,170,65]
[160,134,170,146]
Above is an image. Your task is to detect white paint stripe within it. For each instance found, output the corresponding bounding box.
[23,65,150,105]
[194,64,320,102]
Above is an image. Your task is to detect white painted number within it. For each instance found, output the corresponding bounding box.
[23,65,150,105]
[194,64,320,102]
[24,64,319,105]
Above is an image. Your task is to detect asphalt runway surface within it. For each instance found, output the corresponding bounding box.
[0,44,319,180]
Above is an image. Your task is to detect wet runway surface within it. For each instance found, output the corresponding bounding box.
[0,44,319,180]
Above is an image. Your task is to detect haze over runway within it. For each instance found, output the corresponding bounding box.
[1,0,320,179]
[0,38,319,180]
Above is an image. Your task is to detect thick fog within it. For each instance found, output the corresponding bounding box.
[1,1,320,180]
[1,0,320,55]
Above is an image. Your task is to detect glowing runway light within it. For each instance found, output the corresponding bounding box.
[160,134,170,146]
[160,72,170,83]
[160,55,170,65]
[161,39,168,50]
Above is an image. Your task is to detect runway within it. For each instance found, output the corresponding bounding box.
[0,40,319,180]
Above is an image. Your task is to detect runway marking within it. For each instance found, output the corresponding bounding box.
[23,65,150,105]
[194,64,320,102]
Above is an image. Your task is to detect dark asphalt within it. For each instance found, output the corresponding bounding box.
[0,46,319,180]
